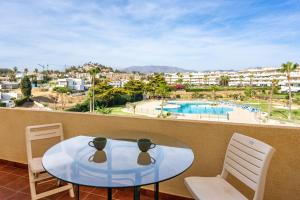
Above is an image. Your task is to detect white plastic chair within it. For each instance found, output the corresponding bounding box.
[185,133,275,200]
[25,123,75,200]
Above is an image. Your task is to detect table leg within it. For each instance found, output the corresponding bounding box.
[154,183,159,200]
[76,185,80,200]
[133,186,140,200]
[107,188,112,200]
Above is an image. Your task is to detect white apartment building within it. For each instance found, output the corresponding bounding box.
[165,67,300,92]
[56,78,85,91]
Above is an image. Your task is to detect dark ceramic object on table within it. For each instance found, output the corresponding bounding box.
[137,138,156,152]
[88,137,107,151]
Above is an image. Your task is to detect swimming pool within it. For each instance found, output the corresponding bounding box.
[162,102,233,115]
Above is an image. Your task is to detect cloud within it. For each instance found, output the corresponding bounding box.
[0,0,299,71]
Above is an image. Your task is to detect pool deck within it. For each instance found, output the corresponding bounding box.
[123,100,299,126]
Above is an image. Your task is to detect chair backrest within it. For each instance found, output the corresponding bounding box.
[25,123,64,161]
[221,133,275,200]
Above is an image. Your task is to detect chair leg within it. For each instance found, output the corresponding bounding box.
[57,179,61,186]
[69,184,75,198]
[28,169,38,200]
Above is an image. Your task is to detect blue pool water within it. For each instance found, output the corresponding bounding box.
[162,102,233,115]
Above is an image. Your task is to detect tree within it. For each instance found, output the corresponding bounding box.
[124,79,144,101]
[189,73,193,84]
[239,75,244,86]
[204,75,209,85]
[20,76,32,98]
[244,87,255,98]
[34,68,38,74]
[268,79,279,120]
[145,74,167,98]
[176,73,183,84]
[96,87,129,107]
[219,75,230,86]
[210,85,218,100]
[279,61,299,120]
[166,74,172,84]
[88,67,100,112]
[249,74,254,86]
[126,102,139,114]
[24,68,28,75]
[53,87,71,110]
[13,66,18,73]
[155,84,171,117]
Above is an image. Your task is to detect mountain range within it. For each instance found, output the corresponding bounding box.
[122,66,196,73]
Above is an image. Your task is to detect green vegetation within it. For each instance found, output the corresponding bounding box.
[185,86,271,92]
[279,61,299,120]
[96,106,113,114]
[69,74,170,113]
[88,66,100,112]
[219,75,230,86]
[20,76,32,97]
[145,74,167,98]
[14,97,30,106]
[124,79,144,101]
[155,83,171,117]
[53,87,72,110]
[0,101,6,107]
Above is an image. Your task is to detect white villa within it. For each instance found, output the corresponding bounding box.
[0,81,19,89]
[0,92,20,107]
[56,78,85,91]
[165,67,300,92]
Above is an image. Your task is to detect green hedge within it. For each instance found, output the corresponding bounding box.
[0,101,6,107]
[186,86,272,92]
[14,97,29,106]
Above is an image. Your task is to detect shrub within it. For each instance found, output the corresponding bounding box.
[0,101,6,107]
[96,106,113,114]
[14,97,29,106]
[191,92,204,99]
[67,101,89,112]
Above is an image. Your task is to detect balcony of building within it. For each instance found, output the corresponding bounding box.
[0,108,299,200]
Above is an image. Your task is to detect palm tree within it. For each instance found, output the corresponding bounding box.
[249,74,254,86]
[88,67,100,112]
[210,85,218,100]
[156,84,171,117]
[167,74,172,84]
[204,75,209,85]
[268,79,279,120]
[219,75,230,86]
[239,75,244,86]
[176,73,183,84]
[189,73,193,85]
[13,66,18,73]
[279,61,299,120]
[197,75,202,86]
[24,68,28,75]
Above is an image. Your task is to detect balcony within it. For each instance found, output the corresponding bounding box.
[0,108,299,200]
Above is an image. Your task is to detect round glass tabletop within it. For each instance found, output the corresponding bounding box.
[42,135,194,188]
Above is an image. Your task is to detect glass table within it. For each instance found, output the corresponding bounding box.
[42,135,194,200]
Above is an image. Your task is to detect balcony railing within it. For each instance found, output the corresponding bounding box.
[0,108,299,200]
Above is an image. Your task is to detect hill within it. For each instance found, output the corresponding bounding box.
[122,66,195,73]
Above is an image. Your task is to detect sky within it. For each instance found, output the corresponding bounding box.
[0,0,300,71]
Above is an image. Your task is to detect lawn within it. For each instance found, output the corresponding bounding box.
[241,99,300,123]
[110,106,130,115]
